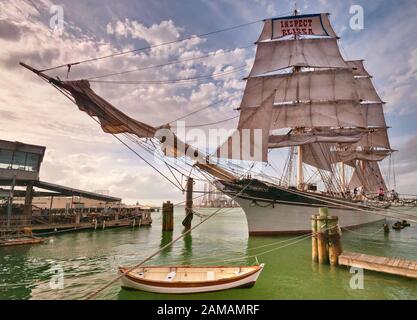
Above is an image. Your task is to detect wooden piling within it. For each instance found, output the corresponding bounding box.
[311,215,318,262]
[327,216,342,266]
[75,212,80,225]
[317,207,329,264]
[183,177,194,229]
[162,201,174,231]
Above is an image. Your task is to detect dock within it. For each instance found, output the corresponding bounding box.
[338,251,417,279]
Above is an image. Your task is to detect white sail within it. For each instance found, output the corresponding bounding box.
[301,143,333,171]
[270,100,366,129]
[355,77,383,102]
[346,60,371,77]
[361,103,387,127]
[350,128,391,149]
[242,69,359,108]
[249,38,349,77]
[216,93,275,162]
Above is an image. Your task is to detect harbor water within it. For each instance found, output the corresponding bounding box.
[1,207,416,300]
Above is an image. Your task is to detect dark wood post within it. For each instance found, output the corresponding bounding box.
[162,201,174,231]
[182,177,194,229]
[23,181,34,225]
[328,216,342,266]
[311,215,318,262]
[317,207,329,264]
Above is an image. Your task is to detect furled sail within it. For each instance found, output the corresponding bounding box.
[268,129,362,148]
[61,80,157,137]
[257,13,338,41]
[248,38,349,77]
[332,149,391,162]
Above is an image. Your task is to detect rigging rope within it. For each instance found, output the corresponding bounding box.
[89,65,249,84]
[183,115,239,128]
[87,44,255,80]
[40,21,263,73]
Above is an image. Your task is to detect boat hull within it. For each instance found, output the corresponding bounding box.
[119,265,264,294]
[215,179,384,236]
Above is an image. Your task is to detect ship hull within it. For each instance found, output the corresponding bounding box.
[215,179,384,236]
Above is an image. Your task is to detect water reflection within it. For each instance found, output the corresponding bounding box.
[181,230,192,265]
[159,231,173,257]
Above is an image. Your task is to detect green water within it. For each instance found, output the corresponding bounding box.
[1,208,416,300]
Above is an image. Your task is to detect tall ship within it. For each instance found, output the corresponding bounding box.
[212,11,393,234]
[20,11,394,235]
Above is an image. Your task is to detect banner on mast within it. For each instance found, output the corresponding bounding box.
[258,13,338,41]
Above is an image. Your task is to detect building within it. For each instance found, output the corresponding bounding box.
[0,139,121,232]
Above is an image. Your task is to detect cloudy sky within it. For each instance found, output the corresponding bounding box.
[1,0,417,204]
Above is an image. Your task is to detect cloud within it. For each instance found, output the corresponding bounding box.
[0,20,24,41]
[0,0,253,204]
[106,19,183,45]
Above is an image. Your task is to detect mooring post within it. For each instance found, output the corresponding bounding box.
[311,214,318,262]
[162,201,174,231]
[317,207,329,264]
[327,216,342,266]
[182,177,194,229]
[102,220,106,230]
[115,203,120,222]
[75,211,80,225]
[7,174,16,229]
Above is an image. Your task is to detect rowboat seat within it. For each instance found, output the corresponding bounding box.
[207,271,215,281]
[165,271,176,281]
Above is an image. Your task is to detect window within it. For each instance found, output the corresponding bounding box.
[0,149,40,172]
[26,153,39,172]
[12,151,26,170]
[0,149,13,169]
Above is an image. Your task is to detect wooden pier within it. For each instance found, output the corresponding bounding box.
[339,251,417,279]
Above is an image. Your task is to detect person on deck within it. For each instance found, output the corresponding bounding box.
[353,187,358,199]
[378,187,385,201]
[391,189,399,202]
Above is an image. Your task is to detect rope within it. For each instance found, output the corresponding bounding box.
[341,225,385,237]
[40,21,264,73]
[89,65,248,84]
[183,115,239,128]
[198,233,313,265]
[165,232,313,265]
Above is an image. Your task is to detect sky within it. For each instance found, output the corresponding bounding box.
[1,0,417,204]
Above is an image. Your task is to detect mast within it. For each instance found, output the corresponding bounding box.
[292,8,304,190]
[339,162,346,192]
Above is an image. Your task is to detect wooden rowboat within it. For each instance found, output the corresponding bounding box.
[0,237,47,247]
[118,264,265,294]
